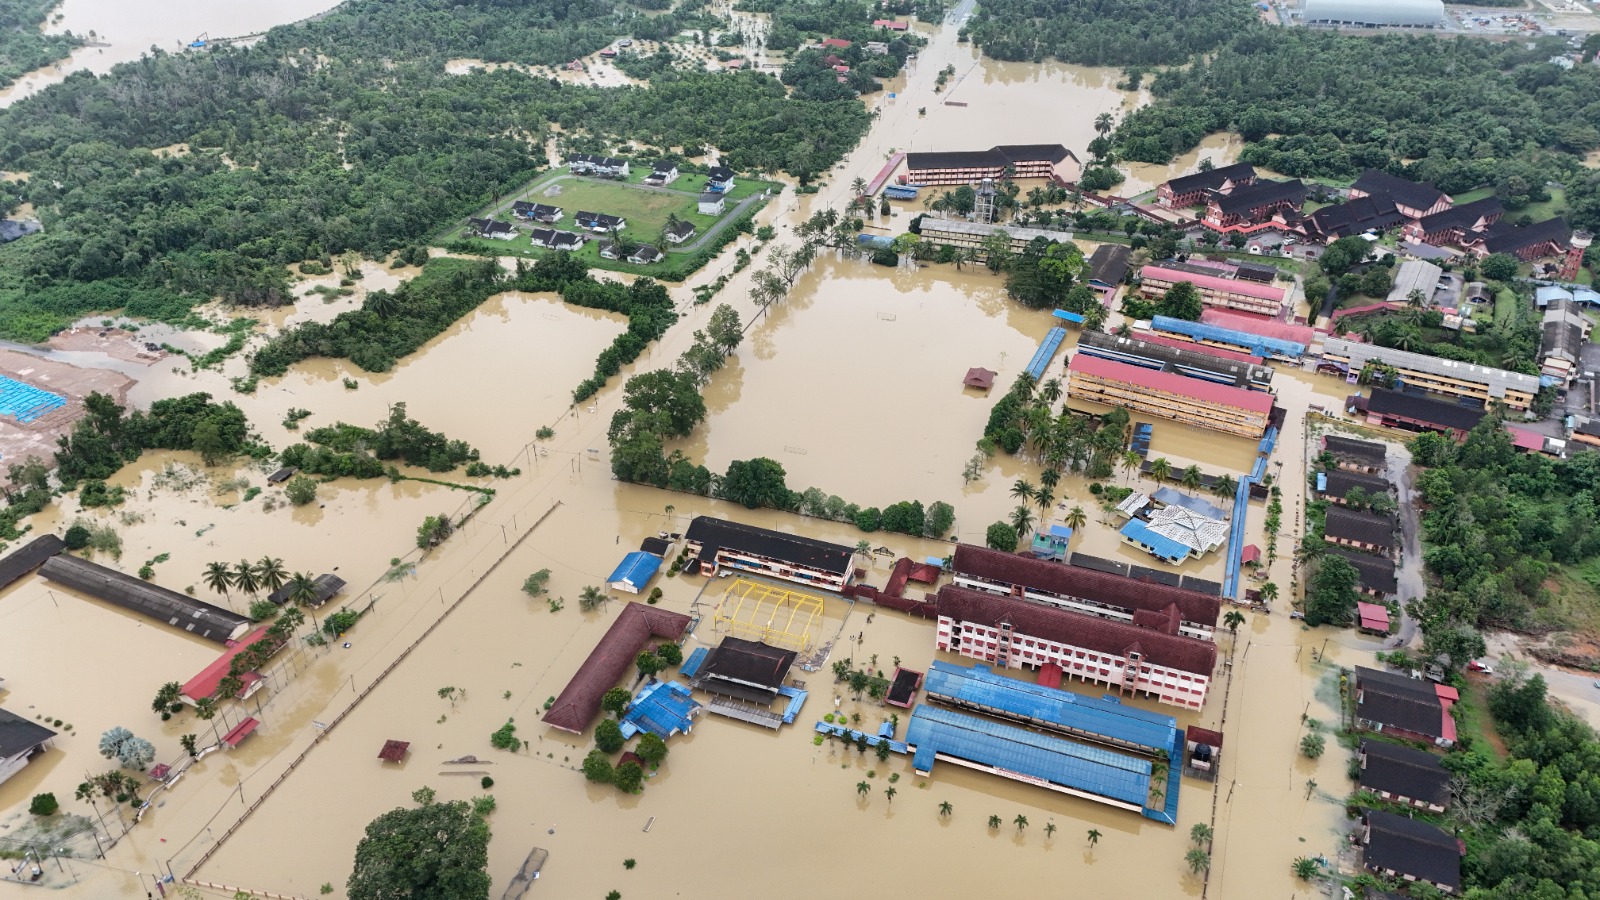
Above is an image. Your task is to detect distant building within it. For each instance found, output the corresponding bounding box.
[1355,666,1457,747]
[1067,352,1273,437]
[698,192,726,216]
[933,585,1217,709]
[1202,179,1305,230]
[1324,507,1398,557]
[510,201,564,223]
[1138,265,1288,317]
[872,18,909,30]
[1295,195,1406,241]
[1359,740,1450,812]
[575,211,627,233]
[917,219,1075,256]
[1540,298,1592,382]
[1359,809,1462,893]
[1303,0,1444,28]
[467,218,516,240]
[683,516,854,591]
[1348,169,1451,219]
[530,228,586,250]
[568,153,630,178]
[905,144,1077,186]
[0,708,57,787]
[1157,163,1256,209]
[1322,336,1538,411]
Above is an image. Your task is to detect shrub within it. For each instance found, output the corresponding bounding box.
[63,524,91,549]
[481,776,494,789]
[248,599,279,622]
[582,749,614,783]
[322,609,360,636]
[29,793,58,816]
[285,475,318,506]
[595,719,626,753]
[490,719,521,752]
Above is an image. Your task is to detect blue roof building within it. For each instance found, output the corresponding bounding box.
[1119,519,1193,564]
[1029,523,1073,561]
[1151,315,1305,360]
[618,680,701,740]
[607,551,663,594]
[1151,486,1228,521]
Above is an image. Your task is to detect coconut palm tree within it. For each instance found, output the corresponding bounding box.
[1181,465,1203,494]
[1014,814,1029,832]
[1191,823,1213,846]
[856,781,870,797]
[1149,457,1172,485]
[1064,505,1087,532]
[1039,467,1061,492]
[1087,828,1102,847]
[1034,485,1054,513]
[1223,610,1245,640]
[1082,302,1109,332]
[851,176,868,197]
[1186,849,1211,874]
[1009,505,1036,539]
[287,571,321,628]
[1010,479,1036,503]
[1292,857,1320,880]
[1038,378,1063,406]
[1044,822,1057,839]
[232,559,260,598]
[885,786,897,804]
[1261,582,1279,605]
[579,585,608,612]
[254,556,288,596]
[938,801,953,817]
[202,562,234,601]
[1121,450,1142,483]
[1211,474,1238,501]
[988,815,1002,829]
[1094,112,1114,137]
[364,291,399,319]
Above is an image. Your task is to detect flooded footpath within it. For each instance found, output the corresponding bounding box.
[0,5,1375,899]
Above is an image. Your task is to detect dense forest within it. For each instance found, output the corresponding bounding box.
[963,0,1256,68]
[0,0,82,88]
[1114,28,1600,224]
[0,0,870,340]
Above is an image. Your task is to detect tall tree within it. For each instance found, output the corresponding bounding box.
[254,556,288,596]
[348,790,491,900]
[232,559,261,597]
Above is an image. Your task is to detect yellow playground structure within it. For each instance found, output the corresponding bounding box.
[712,578,827,652]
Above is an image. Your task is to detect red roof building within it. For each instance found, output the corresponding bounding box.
[872,19,909,30]
[180,627,278,705]
[934,585,1217,709]
[542,603,691,733]
[1200,309,1316,347]
[1140,265,1288,317]
[951,543,1221,637]
[821,37,852,49]
[1067,353,1273,437]
[222,717,260,748]
[1241,544,1262,565]
[1131,331,1264,365]
[1356,602,1391,635]
[1506,425,1545,453]
[963,367,997,390]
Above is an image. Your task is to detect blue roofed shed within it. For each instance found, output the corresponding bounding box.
[618,679,701,740]
[607,551,663,594]
[1151,486,1228,521]
[1119,519,1192,564]
[1030,524,1073,561]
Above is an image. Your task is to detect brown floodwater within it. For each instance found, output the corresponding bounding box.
[0,6,1380,898]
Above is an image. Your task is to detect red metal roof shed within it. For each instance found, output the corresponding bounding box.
[222,717,259,748]
[964,367,997,390]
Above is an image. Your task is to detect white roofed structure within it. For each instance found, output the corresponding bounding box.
[1302,0,1443,28]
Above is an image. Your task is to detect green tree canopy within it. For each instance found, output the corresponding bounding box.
[348,791,491,900]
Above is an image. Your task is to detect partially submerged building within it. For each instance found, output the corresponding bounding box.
[1067,352,1273,438]
[0,533,64,594]
[179,626,282,705]
[1317,468,1393,506]
[1076,330,1274,391]
[0,708,57,787]
[1359,809,1462,894]
[618,680,700,740]
[265,574,346,608]
[916,219,1074,257]
[1324,507,1398,557]
[1138,264,1288,318]
[542,603,692,733]
[904,144,1076,185]
[1326,546,1398,599]
[695,637,797,705]
[684,516,854,591]
[40,555,251,643]
[1322,435,1387,473]
[1352,388,1486,440]
[1120,505,1229,565]
[1358,740,1450,812]
[1354,666,1458,747]
[1323,337,1538,411]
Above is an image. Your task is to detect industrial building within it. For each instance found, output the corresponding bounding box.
[39,555,251,643]
[1322,337,1538,411]
[1138,264,1288,317]
[542,602,692,733]
[1076,330,1273,391]
[1067,353,1273,437]
[915,218,1074,257]
[933,585,1217,709]
[904,144,1077,185]
[683,516,854,591]
[949,543,1221,638]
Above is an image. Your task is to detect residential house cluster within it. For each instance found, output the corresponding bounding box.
[567,153,630,179]
[1315,436,1400,620]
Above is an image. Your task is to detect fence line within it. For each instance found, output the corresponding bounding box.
[183,501,562,882]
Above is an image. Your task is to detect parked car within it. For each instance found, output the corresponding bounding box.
[1467,661,1494,674]
[1289,610,1305,620]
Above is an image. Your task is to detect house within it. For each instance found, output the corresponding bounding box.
[1326,547,1398,599]
[934,585,1218,709]
[575,211,626,233]
[1029,524,1073,562]
[179,626,283,705]
[872,18,909,30]
[1359,740,1451,812]
[1203,178,1305,230]
[1323,507,1398,556]
[1356,601,1392,635]
[265,574,346,608]
[467,218,517,240]
[1359,809,1462,894]
[644,161,679,186]
[905,144,1078,186]
[820,37,852,49]
[1317,468,1393,506]
[532,228,586,250]
[628,244,662,264]
[1354,666,1458,747]
[597,240,621,259]
[568,153,630,178]
[695,637,797,704]
[1295,194,1407,241]
[963,367,997,390]
[1353,388,1486,440]
[1322,435,1387,473]
[1157,163,1257,209]
[683,516,855,591]
[698,192,726,215]
[606,551,662,594]
[1086,244,1131,294]
[511,201,563,223]
[529,227,558,248]
[706,166,736,193]
[663,220,696,244]
[1463,216,1571,262]
[1347,169,1452,220]
[0,708,57,787]
[1403,197,1503,246]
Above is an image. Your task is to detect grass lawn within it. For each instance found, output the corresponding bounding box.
[1493,289,1521,327]
[527,178,699,238]
[1514,186,1568,224]
[1452,186,1494,204]
[1454,678,1508,760]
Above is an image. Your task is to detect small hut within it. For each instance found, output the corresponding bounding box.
[963,367,997,390]
[378,740,410,763]
[1185,725,1222,779]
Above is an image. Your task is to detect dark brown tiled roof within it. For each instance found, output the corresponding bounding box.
[700,637,796,691]
[934,585,1218,677]
[1483,216,1569,256]
[1351,169,1447,213]
[1325,547,1398,595]
[1323,469,1393,500]
[1165,162,1255,196]
[1366,388,1485,433]
[1360,740,1450,807]
[686,516,853,576]
[951,544,1221,627]
[0,533,64,593]
[542,603,691,733]
[1324,507,1397,550]
[1087,243,1131,286]
[1322,434,1387,466]
[1211,178,1304,216]
[1416,197,1503,235]
[1362,810,1461,891]
[1358,687,1448,740]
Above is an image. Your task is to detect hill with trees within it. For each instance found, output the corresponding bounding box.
[0,0,83,88]
[962,0,1255,68]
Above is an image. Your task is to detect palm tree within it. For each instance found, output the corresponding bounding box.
[1064,505,1087,532]
[1044,822,1056,839]
[1260,582,1279,605]
[1181,465,1203,493]
[579,585,608,612]
[884,786,897,804]
[364,291,399,319]
[1038,378,1064,406]
[1186,849,1211,874]
[1086,828,1102,847]
[1039,467,1060,492]
[1292,857,1320,881]
[1009,505,1036,539]
[232,559,260,597]
[1149,457,1172,485]
[254,556,288,596]
[1010,478,1036,503]
[1223,610,1245,640]
[1094,112,1114,137]
[1034,485,1054,513]
[202,562,234,601]
[287,571,321,628]
[851,176,868,197]
[1305,778,1318,799]
[1013,814,1029,832]
[987,815,1002,830]
[1082,302,1109,332]
[856,781,870,797]
[1121,450,1142,483]
[938,801,953,817]
[1190,823,1213,846]
[1211,474,1238,501]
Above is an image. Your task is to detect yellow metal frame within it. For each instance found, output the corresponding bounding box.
[712,578,825,652]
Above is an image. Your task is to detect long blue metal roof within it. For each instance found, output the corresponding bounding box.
[1119,519,1192,563]
[905,705,1151,808]
[1024,327,1067,380]
[923,662,1179,755]
[607,551,662,591]
[619,679,700,739]
[1152,315,1305,359]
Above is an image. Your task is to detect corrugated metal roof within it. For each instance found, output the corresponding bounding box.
[1153,315,1307,359]
[1151,487,1228,521]
[923,662,1178,755]
[1119,519,1193,563]
[40,554,250,643]
[905,705,1151,808]
[1070,353,1274,415]
[1142,265,1287,302]
[607,551,662,591]
[619,680,700,739]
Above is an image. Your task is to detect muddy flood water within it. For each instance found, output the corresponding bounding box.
[0,5,1387,900]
